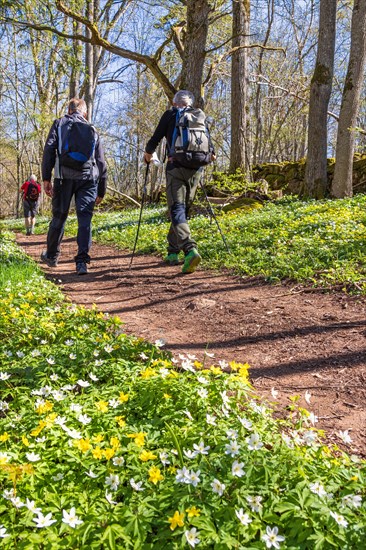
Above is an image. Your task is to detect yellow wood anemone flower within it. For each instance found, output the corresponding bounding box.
[127,432,147,447]
[148,466,163,485]
[139,450,157,462]
[186,506,201,518]
[119,392,129,403]
[95,401,109,412]
[103,448,115,460]
[92,447,104,460]
[115,416,126,427]
[140,367,157,379]
[31,421,46,437]
[110,437,120,449]
[76,439,92,453]
[36,401,53,414]
[168,511,185,530]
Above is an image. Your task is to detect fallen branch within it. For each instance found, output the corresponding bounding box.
[106,186,141,207]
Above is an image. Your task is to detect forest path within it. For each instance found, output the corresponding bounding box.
[17,232,366,455]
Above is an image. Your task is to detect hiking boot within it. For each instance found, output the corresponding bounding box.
[26,229,31,236]
[182,249,201,274]
[165,253,180,266]
[40,251,58,268]
[76,262,88,275]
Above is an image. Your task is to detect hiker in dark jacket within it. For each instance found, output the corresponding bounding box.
[41,98,107,275]
[144,90,215,274]
[20,174,41,235]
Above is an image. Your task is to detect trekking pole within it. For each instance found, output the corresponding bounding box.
[199,176,231,253]
[129,162,150,270]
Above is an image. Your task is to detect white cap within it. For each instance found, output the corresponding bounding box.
[30,174,37,181]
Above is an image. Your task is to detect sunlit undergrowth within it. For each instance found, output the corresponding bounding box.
[5,195,366,292]
[0,231,365,549]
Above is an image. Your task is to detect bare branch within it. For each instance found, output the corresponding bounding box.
[97,78,125,85]
[205,33,253,55]
[3,3,176,101]
[223,43,286,58]
[171,22,185,59]
[208,10,231,26]
[106,185,141,207]
[251,77,339,121]
[154,32,174,64]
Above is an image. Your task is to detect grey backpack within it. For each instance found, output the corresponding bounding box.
[170,107,213,169]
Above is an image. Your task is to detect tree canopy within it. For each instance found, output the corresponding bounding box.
[1,0,366,215]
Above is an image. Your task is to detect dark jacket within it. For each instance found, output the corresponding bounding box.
[42,112,107,198]
[145,109,177,158]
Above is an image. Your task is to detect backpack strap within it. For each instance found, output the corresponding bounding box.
[180,110,190,150]
[57,118,69,179]
[169,108,181,156]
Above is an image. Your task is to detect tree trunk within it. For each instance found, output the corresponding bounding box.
[84,0,94,119]
[253,0,274,165]
[229,0,250,173]
[180,0,210,107]
[14,35,21,218]
[304,0,336,198]
[332,0,366,198]
[69,20,82,98]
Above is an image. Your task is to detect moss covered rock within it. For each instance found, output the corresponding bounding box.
[222,197,263,213]
[252,155,366,195]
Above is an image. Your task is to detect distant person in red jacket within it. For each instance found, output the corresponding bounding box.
[20,175,41,235]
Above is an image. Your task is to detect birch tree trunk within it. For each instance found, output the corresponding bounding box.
[180,0,210,107]
[304,0,336,198]
[331,0,366,198]
[253,0,274,164]
[229,0,250,173]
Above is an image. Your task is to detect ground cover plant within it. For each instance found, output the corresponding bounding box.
[0,231,365,549]
[5,195,366,293]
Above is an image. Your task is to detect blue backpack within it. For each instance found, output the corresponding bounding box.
[58,118,96,170]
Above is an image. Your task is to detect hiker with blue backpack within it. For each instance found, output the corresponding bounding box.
[41,98,107,275]
[144,90,215,274]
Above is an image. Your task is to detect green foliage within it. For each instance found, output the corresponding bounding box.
[36,194,366,293]
[0,231,365,548]
[4,195,366,293]
[5,195,366,292]
[208,169,257,196]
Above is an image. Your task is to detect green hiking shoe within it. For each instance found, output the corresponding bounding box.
[182,249,201,274]
[165,253,180,266]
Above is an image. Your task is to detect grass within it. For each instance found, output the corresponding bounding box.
[5,195,366,291]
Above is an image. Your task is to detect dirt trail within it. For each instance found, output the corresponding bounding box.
[17,233,366,455]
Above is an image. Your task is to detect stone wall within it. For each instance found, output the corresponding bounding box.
[252,154,366,195]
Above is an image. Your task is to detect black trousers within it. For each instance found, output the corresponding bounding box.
[46,178,98,263]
